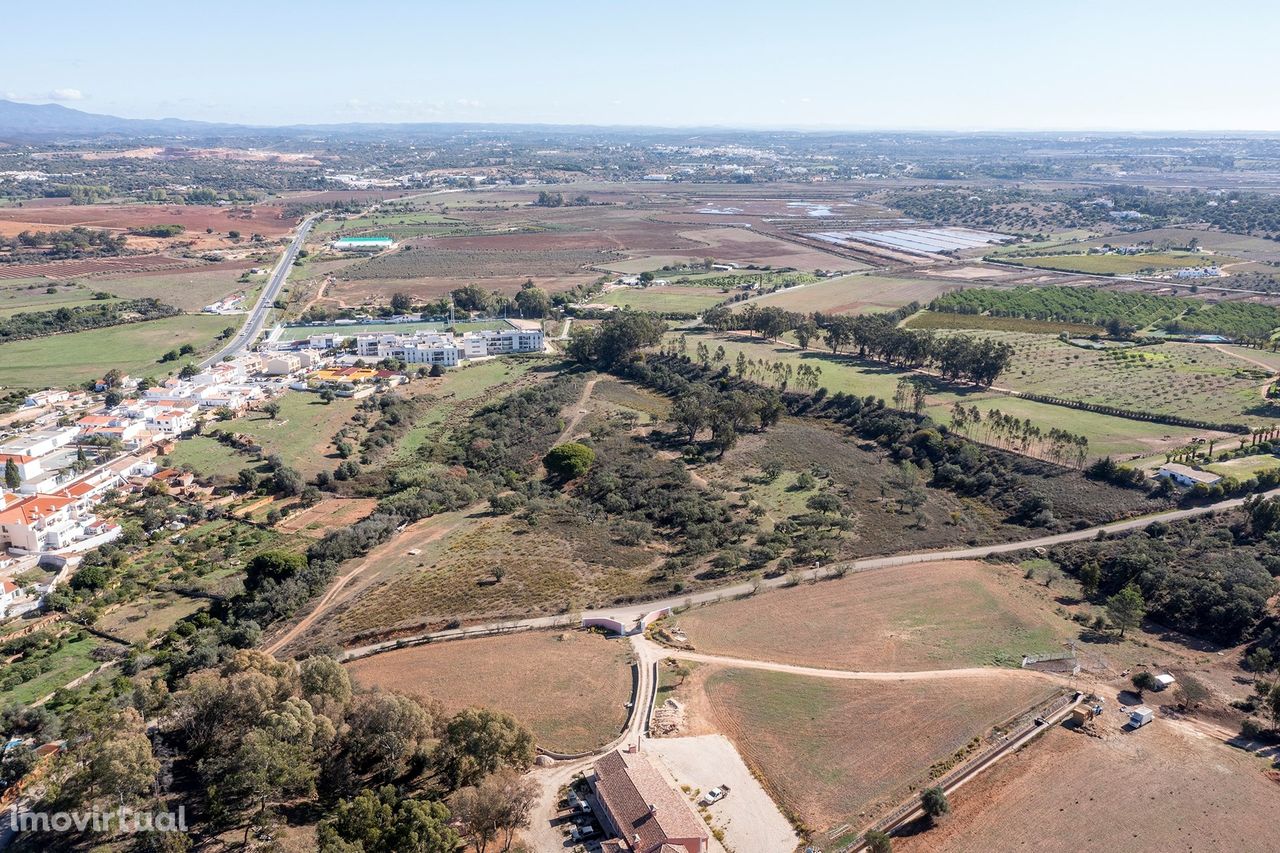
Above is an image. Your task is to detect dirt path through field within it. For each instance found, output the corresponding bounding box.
[552,376,599,445]
[634,636,1062,685]
[1208,343,1279,399]
[264,504,483,654]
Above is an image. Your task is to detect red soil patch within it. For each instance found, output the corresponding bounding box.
[0,204,294,236]
[0,255,195,281]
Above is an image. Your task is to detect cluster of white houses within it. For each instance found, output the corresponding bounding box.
[353,327,545,366]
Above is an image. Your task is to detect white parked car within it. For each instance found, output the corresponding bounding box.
[702,785,730,805]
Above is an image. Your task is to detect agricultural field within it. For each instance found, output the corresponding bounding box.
[954,331,1277,426]
[597,285,729,313]
[673,330,1212,457]
[0,281,119,317]
[1000,251,1228,276]
[91,264,260,312]
[0,314,229,388]
[340,246,612,280]
[346,629,633,753]
[894,722,1280,853]
[673,560,1074,670]
[688,666,1057,840]
[1063,227,1280,262]
[743,273,964,315]
[905,309,1103,336]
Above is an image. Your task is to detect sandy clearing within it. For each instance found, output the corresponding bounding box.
[647,734,799,853]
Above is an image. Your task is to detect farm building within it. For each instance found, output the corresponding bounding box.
[590,748,708,853]
[1155,463,1222,488]
[331,236,395,253]
[1153,673,1176,691]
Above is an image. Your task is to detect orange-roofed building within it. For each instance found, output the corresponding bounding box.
[0,493,85,552]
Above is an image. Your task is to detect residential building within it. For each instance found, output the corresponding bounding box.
[590,749,708,853]
[0,454,43,483]
[354,328,543,366]
[262,354,303,376]
[1155,463,1222,488]
[0,427,79,460]
[0,579,21,617]
[309,333,346,349]
[22,390,71,409]
[0,493,83,552]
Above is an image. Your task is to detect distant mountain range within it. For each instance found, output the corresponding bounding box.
[0,99,711,141]
[0,99,238,137]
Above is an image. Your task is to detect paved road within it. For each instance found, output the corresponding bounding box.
[200,215,317,368]
[338,487,1278,661]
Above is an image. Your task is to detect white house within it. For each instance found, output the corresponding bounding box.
[0,493,87,552]
[0,579,23,618]
[1155,463,1222,488]
[0,454,44,483]
[22,389,71,409]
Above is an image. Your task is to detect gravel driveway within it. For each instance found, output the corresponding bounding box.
[646,734,798,853]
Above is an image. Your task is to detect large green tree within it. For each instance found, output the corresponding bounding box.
[1107,583,1147,638]
[319,786,459,853]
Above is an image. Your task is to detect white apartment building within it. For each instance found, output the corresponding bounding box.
[354,328,544,367]
[0,427,79,460]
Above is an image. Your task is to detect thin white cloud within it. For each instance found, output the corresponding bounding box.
[3,88,86,103]
[49,88,84,101]
[455,98,481,109]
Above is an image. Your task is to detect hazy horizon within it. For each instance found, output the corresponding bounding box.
[8,0,1280,132]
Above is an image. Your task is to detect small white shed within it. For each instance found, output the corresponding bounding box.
[1153,673,1176,691]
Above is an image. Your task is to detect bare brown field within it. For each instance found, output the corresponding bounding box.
[346,629,634,753]
[745,273,965,314]
[275,497,378,538]
[894,722,1280,853]
[0,255,193,281]
[689,667,1056,836]
[674,561,1074,671]
[0,203,294,236]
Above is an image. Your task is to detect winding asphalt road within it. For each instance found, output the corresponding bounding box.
[199,214,317,368]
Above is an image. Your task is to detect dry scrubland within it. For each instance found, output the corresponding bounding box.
[893,723,1280,853]
[675,560,1073,670]
[332,514,658,642]
[692,667,1056,838]
[346,630,633,753]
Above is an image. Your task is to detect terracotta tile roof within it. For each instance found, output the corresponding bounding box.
[593,750,706,853]
[0,453,36,464]
[55,481,97,499]
[0,493,74,526]
[0,579,20,595]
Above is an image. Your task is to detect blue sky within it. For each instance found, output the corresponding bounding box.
[7,0,1280,130]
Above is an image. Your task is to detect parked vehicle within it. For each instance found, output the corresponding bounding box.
[1129,706,1155,728]
[570,824,599,841]
[702,785,730,805]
